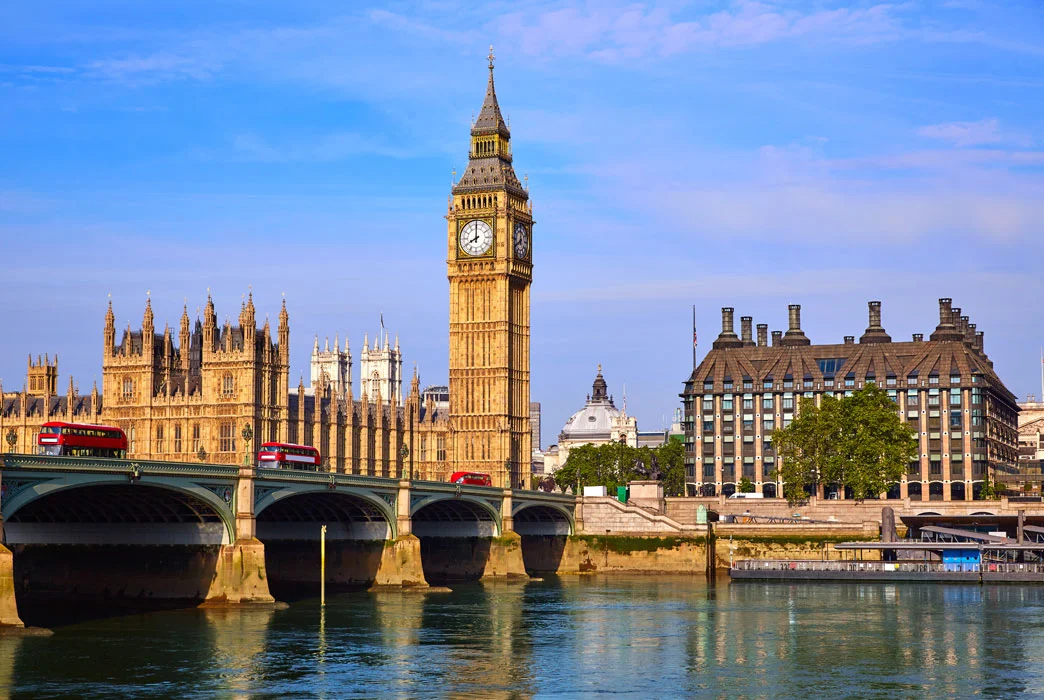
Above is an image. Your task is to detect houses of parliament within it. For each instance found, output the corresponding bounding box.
[0,50,533,489]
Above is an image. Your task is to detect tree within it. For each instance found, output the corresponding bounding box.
[553,443,602,494]
[978,477,999,500]
[553,438,687,497]
[738,476,754,493]
[773,384,916,504]
[653,439,686,497]
[772,395,841,503]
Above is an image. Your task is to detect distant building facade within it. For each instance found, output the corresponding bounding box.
[682,299,1019,500]
[1017,399,1044,487]
[542,367,641,475]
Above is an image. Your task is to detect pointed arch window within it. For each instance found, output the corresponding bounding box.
[222,373,234,397]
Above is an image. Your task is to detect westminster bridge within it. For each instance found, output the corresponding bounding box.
[0,455,575,627]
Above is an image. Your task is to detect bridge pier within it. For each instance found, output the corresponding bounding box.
[0,470,25,628]
[0,544,24,628]
[204,539,276,605]
[481,532,528,579]
[482,491,527,580]
[370,480,428,587]
[373,534,428,588]
[203,465,274,605]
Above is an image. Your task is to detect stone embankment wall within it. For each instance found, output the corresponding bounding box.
[522,535,708,574]
[577,497,705,536]
[556,496,882,574]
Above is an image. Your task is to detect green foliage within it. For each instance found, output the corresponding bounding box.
[738,477,755,493]
[978,477,1000,500]
[772,384,917,504]
[571,535,705,553]
[553,439,687,496]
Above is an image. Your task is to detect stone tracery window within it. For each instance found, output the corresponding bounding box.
[222,373,234,397]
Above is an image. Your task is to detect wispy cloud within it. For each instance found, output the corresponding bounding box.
[227,132,414,162]
[85,53,217,84]
[915,117,1028,147]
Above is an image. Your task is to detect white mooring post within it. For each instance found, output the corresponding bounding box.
[320,524,327,607]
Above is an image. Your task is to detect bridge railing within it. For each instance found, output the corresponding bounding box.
[0,453,239,478]
[256,468,400,489]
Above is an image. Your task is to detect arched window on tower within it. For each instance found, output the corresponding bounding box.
[222,373,234,397]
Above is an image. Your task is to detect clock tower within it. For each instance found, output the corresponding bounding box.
[447,48,533,489]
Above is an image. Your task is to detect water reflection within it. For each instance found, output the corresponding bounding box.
[0,636,22,700]
[3,580,1044,697]
[202,608,274,700]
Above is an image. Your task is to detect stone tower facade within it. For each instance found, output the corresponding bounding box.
[446,49,533,488]
[27,355,58,395]
[311,335,351,399]
[359,330,403,406]
[100,293,291,462]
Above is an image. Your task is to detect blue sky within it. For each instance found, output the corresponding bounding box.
[1,1,1042,446]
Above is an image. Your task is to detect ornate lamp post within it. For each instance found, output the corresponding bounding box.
[241,423,253,466]
[5,430,16,454]
[400,443,410,481]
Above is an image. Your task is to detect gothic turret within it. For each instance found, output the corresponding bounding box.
[104,298,116,355]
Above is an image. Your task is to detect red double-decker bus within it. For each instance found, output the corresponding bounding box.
[257,442,321,470]
[449,471,493,486]
[36,421,128,458]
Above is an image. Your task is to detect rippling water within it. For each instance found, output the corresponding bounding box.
[3,576,1044,698]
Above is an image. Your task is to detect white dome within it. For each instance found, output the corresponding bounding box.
[561,402,621,440]
[558,367,620,441]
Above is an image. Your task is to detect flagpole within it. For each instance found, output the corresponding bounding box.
[1040,346,1043,403]
[692,305,697,372]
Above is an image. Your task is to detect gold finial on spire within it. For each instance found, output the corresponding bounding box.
[598,363,602,374]
[147,289,151,297]
[488,44,495,72]
[452,167,457,185]
[524,173,529,190]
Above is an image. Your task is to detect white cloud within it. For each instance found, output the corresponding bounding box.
[917,118,1005,147]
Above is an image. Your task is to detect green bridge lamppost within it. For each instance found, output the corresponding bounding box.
[5,430,16,454]
[242,424,253,466]
[400,443,411,481]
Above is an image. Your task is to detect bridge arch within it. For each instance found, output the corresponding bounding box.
[255,489,395,541]
[512,503,574,535]
[411,496,501,538]
[3,476,236,545]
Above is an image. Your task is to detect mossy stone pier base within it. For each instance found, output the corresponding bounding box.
[0,545,23,627]
[482,532,529,580]
[204,538,275,605]
[373,535,429,588]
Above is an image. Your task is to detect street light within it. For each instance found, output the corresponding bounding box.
[400,442,411,480]
[241,423,253,466]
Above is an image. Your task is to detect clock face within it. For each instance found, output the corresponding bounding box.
[513,222,529,259]
[459,219,493,256]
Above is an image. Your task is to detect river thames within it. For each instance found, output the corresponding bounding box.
[3,575,1043,698]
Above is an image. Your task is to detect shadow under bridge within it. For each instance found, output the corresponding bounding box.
[255,490,394,596]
